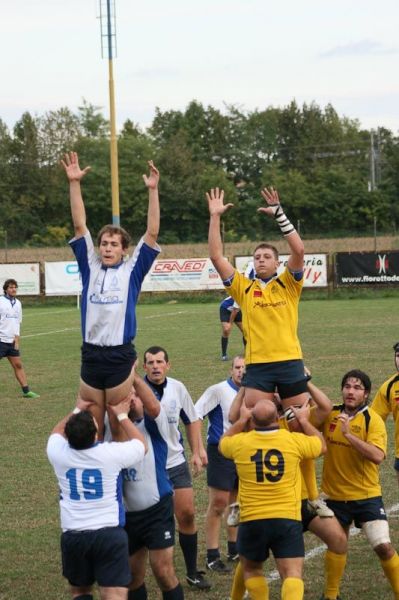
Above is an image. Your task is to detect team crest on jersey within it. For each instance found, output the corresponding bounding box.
[329,423,336,432]
[351,425,361,434]
[253,290,262,297]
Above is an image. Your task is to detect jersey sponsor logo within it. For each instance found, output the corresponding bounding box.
[164,530,172,540]
[122,467,138,481]
[89,293,123,305]
[253,300,287,308]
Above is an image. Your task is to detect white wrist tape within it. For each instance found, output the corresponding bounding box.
[117,412,129,422]
[270,204,295,236]
[72,407,81,415]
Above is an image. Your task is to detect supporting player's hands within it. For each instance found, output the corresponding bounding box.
[206,188,234,217]
[142,160,160,189]
[291,401,311,425]
[191,452,203,477]
[61,151,91,182]
[75,395,96,412]
[110,395,132,418]
[258,187,281,218]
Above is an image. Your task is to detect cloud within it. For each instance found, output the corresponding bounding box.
[320,39,398,58]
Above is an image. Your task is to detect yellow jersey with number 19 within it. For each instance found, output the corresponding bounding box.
[219,428,322,522]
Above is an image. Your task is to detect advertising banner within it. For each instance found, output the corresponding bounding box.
[335,252,399,285]
[45,261,82,295]
[235,254,328,287]
[141,258,223,291]
[0,263,40,295]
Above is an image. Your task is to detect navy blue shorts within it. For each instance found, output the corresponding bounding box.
[61,526,131,587]
[326,497,387,529]
[125,494,175,554]
[0,341,20,359]
[207,444,238,491]
[81,342,137,389]
[220,306,242,323]
[237,518,304,562]
[167,461,192,489]
[242,360,307,399]
[394,457,399,472]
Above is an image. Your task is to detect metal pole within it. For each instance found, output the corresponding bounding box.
[374,216,377,252]
[106,0,120,226]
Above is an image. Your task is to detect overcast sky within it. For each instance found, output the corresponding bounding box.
[2,0,398,133]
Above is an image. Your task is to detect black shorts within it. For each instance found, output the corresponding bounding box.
[326,497,387,529]
[394,457,399,472]
[220,306,242,323]
[242,360,308,400]
[301,499,316,532]
[81,342,137,389]
[167,461,192,489]
[125,494,175,554]
[237,518,304,562]
[207,444,238,491]
[61,526,131,588]
[0,341,20,359]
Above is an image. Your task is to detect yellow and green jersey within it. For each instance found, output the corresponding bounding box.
[371,374,399,458]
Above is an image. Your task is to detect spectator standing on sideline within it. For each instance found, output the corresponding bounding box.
[195,355,245,572]
[61,151,160,437]
[0,278,39,398]
[143,346,211,591]
[47,395,147,600]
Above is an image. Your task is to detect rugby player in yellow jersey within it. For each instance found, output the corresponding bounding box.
[206,186,324,518]
[220,399,325,600]
[228,379,347,600]
[321,369,399,600]
[371,342,399,485]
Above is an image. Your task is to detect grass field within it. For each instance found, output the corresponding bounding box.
[1,297,399,599]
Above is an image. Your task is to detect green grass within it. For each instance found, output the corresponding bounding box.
[1,298,399,599]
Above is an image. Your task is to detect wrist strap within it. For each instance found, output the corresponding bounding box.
[271,204,295,236]
[117,412,129,422]
[72,407,81,415]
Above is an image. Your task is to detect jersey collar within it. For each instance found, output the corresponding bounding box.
[227,377,240,392]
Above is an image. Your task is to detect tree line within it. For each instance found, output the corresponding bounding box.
[0,99,398,246]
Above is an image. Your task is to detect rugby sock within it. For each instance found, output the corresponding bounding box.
[380,552,399,598]
[245,575,269,599]
[281,577,304,600]
[324,550,347,599]
[162,583,184,600]
[228,540,238,556]
[207,547,220,563]
[300,458,318,500]
[230,562,245,600]
[128,584,148,599]
[221,336,228,356]
[179,531,198,577]
[22,385,29,394]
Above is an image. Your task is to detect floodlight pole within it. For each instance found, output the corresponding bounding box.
[99,0,120,225]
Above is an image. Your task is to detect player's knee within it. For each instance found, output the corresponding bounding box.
[362,520,391,551]
[155,565,177,590]
[177,509,195,529]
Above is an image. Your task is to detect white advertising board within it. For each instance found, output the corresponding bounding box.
[141,258,224,291]
[0,263,40,294]
[45,261,82,295]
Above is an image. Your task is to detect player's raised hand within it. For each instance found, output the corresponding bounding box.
[206,187,234,217]
[258,186,281,217]
[143,160,160,189]
[61,151,91,182]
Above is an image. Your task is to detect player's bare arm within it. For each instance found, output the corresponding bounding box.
[258,186,304,272]
[143,160,160,248]
[338,413,385,464]
[61,151,91,238]
[206,187,235,281]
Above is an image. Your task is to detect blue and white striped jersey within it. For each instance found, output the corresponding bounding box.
[70,230,160,346]
[122,408,172,512]
[195,378,240,445]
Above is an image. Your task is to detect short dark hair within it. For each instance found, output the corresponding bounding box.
[3,278,18,293]
[393,342,399,353]
[143,346,169,363]
[253,243,279,261]
[97,225,131,250]
[341,369,371,395]
[65,411,97,450]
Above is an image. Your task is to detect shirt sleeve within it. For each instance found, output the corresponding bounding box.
[179,384,199,425]
[367,412,387,454]
[130,237,160,286]
[293,433,322,460]
[46,433,67,464]
[69,230,97,288]
[370,383,391,421]
[219,435,237,459]
[106,439,146,469]
[195,385,220,419]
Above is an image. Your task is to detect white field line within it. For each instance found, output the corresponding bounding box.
[267,502,399,582]
[21,310,190,339]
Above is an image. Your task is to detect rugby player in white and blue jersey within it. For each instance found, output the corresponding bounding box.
[195,356,245,572]
[111,374,184,600]
[143,346,211,591]
[61,151,160,438]
[46,396,147,600]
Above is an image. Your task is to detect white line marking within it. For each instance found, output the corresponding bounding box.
[22,327,79,338]
[267,502,399,582]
